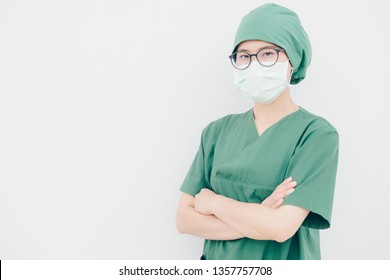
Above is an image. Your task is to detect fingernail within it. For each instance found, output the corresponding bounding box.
[291,181,297,186]
[286,176,292,181]
[289,188,295,193]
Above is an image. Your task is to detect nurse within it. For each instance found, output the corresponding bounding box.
[176,3,339,260]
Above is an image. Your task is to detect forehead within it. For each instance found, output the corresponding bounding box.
[237,40,279,51]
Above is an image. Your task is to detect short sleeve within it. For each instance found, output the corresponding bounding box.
[282,126,339,229]
[179,118,225,197]
[179,130,208,197]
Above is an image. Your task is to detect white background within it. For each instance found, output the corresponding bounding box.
[0,0,389,259]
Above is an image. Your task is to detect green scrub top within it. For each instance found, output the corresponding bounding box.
[180,107,339,260]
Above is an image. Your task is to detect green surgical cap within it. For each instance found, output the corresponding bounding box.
[233,3,312,84]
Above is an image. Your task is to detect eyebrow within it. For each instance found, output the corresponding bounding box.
[237,45,279,52]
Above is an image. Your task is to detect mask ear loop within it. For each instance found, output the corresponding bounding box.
[288,67,294,84]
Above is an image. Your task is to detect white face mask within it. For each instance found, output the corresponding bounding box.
[234,60,291,104]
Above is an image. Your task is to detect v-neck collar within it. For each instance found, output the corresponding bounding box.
[248,106,302,138]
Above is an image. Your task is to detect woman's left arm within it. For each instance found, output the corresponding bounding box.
[195,188,309,243]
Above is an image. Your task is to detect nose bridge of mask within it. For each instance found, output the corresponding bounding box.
[234,60,290,84]
[261,61,276,67]
[248,60,289,78]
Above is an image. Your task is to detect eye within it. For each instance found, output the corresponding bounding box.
[263,51,274,57]
[238,54,250,60]
[258,49,277,61]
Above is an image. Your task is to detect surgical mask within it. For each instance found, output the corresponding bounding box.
[234,60,291,104]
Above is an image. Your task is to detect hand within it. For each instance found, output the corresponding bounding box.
[261,177,297,209]
[194,188,218,215]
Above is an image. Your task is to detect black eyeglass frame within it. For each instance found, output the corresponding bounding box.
[229,47,285,70]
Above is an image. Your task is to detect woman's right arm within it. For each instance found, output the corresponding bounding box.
[176,193,244,240]
[176,177,296,240]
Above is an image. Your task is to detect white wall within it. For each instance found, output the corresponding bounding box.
[0,0,389,259]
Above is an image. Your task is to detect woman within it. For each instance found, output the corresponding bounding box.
[176,3,339,260]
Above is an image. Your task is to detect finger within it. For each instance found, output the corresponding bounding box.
[261,197,273,207]
[262,179,297,207]
[278,177,292,188]
[271,198,284,209]
[275,180,297,194]
[278,177,293,188]
[272,187,295,202]
[287,180,297,189]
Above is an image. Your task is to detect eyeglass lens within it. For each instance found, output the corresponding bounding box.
[231,48,280,69]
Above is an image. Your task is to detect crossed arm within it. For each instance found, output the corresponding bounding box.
[176,177,309,243]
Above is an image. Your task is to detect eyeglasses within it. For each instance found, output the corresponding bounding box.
[229,47,285,70]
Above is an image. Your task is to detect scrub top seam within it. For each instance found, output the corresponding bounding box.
[299,108,338,134]
[211,175,277,191]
